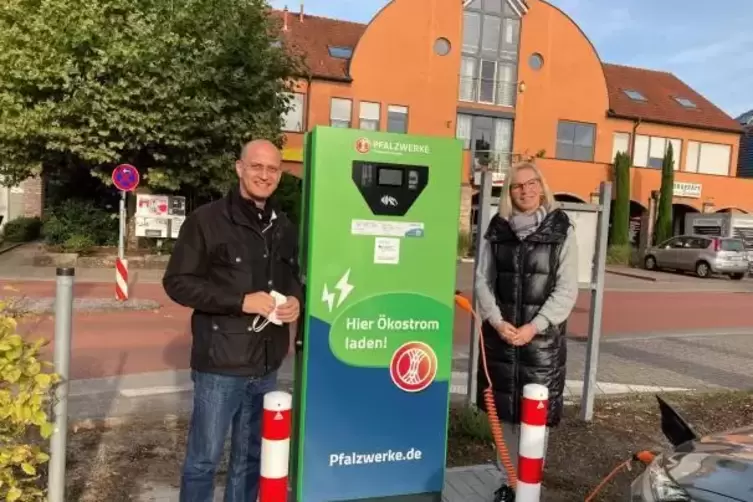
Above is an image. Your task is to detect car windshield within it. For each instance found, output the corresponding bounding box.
[721,239,745,252]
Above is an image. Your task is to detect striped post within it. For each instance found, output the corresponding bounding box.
[259,391,292,502]
[115,258,128,301]
[517,383,549,502]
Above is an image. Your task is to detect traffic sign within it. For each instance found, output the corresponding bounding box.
[112,164,140,192]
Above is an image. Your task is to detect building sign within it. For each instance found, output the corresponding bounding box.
[472,171,506,187]
[673,182,702,198]
[135,194,186,239]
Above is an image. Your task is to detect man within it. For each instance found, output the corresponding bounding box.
[163,139,302,502]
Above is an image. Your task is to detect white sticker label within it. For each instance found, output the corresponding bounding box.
[352,219,424,238]
[374,237,400,265]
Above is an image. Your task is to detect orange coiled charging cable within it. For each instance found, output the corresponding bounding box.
[454,293,519,490]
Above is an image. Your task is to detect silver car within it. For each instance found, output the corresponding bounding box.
[643,235,748,280]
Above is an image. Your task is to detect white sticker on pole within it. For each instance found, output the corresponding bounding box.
[374,237,400,265]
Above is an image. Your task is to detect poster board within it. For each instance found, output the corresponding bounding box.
[135,194,186,239]
[562,204,599,287]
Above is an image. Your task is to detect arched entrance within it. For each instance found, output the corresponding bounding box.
[629,201,647,245]
[672,203,697,235]
[716,207,749,214]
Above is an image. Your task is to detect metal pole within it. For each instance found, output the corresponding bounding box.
[466,166,493,406]
[580,182,611,421]
[118,191,126,260]
[48,267,75,502]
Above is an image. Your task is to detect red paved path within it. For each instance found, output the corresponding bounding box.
[2,280,752,380]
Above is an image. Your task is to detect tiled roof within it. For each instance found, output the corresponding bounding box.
[269,10,742,134]
[602,64,742,134]
[270,9,366,80]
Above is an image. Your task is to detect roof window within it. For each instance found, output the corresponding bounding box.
[328,46,353,59]
[674,97,697,109]
[623,89,647,101]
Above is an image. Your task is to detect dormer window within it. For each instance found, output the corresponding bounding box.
[623,89,647,101]
[328,46,353,59]
[674,97,697,109]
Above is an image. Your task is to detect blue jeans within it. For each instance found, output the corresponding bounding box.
[180,370,278,502]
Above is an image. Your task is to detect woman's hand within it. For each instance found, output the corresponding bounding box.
[494,321,519,344]
[512,323,537,346]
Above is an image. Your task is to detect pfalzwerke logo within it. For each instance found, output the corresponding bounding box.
[380,195,398,207]
[390,342,438,393]
[355,138,371,154]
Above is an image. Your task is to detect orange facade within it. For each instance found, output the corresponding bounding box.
[277,0,752,228]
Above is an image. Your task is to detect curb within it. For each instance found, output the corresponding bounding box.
[0,241,26,256]
[605,267,657,282]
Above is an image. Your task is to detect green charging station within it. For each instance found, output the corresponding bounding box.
[290,126,463,501]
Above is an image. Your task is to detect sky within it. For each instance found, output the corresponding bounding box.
[268,0,753,119]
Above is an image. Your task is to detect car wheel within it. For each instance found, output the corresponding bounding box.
[730,273,745,281]
[696,261,711,278]
[644,255,657,270]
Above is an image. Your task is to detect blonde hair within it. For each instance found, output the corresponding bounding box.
[498,161,557,219]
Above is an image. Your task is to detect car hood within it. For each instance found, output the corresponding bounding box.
[665,426,753,501]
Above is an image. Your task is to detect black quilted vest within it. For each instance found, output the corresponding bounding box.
[476,208,571,427]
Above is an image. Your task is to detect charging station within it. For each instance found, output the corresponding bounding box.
[290,126,463,501]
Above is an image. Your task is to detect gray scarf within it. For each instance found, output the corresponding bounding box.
[509,205,548,240]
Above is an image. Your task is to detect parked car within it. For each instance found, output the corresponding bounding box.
[643,235,748,280]
[630,396,753,501]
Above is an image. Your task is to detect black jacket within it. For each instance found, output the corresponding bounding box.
[476,209,570,427]
[163,188,302,377]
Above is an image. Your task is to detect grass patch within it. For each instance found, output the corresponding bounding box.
[64,390,753,501]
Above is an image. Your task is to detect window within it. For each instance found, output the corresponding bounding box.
[387,105,408,133]
[623,89,647,101]
[459,57,477,101]
[330,98,352,128]
[500,18,519,58]
[685,141,732,176]
[359,102,380,130]
[481,15,501,57]
[555,121,595,161]
[674,97,697,108]
[462,12,481,53]
[456,114,472,149]
[328,46,353,59]
[281,92,305,132]
[434,37,451,56]
[496,63,516,107]
[612,132,631,161]
[529,53,544,71]
[633,135,681,169]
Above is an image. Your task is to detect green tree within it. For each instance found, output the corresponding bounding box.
[609,151,631,246]
[654,142,675,245]
[0,0,302,197]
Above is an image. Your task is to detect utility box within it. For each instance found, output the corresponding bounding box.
[292,127,463,501]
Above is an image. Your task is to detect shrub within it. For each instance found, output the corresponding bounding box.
[451,405,493,443]
[0,303,59,501]
[41,199,117,249]
[458,229,472,258]
[60,235,96,255]
[607,244,633,266]
[1,217,42,243]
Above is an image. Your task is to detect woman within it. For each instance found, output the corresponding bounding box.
[474,161,579,499]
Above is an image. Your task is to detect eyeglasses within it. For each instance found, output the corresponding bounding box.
[243,162,281,177]
[510,178,540,192]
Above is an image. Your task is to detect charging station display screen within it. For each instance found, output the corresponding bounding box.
[378,167,403,187]
[352,160,428,217]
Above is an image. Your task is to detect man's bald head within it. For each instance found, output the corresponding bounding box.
[240,139,281,163]
[235,139,283,205]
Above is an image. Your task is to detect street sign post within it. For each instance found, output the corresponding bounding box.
[111,164,140,301]
[291,127,462,501]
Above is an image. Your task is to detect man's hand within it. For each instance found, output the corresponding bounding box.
[493,321,518,344]
[242,292,276,316]
[512,323,537,346]
[276,296,300,324]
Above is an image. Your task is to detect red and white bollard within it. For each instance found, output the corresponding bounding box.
[259,391,292,502]
[517,383,549,502]
[115,258,128,301]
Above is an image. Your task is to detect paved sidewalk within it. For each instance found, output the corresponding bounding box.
[139,465,502,502]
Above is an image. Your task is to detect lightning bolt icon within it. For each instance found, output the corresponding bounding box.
[322,283,335,313]
[335,268,354,308]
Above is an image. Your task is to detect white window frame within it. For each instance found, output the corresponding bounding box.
[281,92,305,133]
[612,132,631,162]
[359,101,380,131]
[685,141,731,176]
[330,97,352,128]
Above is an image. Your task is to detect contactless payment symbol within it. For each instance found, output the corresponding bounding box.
[112,164,140,192]
[390,342,438,393]
[355,138,371,154]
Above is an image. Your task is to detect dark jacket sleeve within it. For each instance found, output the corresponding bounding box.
[285,225,304,304]
[162,212,244,315]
